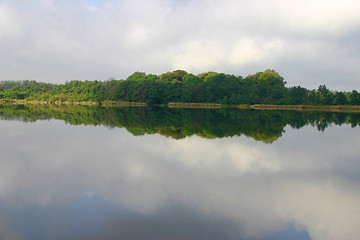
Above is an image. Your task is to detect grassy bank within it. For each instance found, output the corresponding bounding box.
[168,102,226,108]
[168,102,360,112]
[0,99,147,107]
[251,104,360,113]
[2,99,360,112]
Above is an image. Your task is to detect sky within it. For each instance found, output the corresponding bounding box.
[0,0,360,90]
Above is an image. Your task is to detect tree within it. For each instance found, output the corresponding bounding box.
[147,82,162,105]
[350,90,360,105]
[1,70,359,107]
[126,72,146,81]
[245,69,286,104]
[317,84,330,95]
[334,91,348,105]
[159,70,188,82]
[324,93,334,105]
[287,86,307,104]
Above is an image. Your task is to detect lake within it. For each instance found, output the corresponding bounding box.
[0,104,359,240]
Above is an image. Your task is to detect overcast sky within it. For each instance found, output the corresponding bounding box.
[1,0,360,90]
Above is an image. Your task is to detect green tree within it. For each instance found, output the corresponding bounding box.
[334,91,348,105]
[324,93,334,105]
[159,70,188,82]
[317,84,330,95]
[350,90,360,105]
[286,86,307,104]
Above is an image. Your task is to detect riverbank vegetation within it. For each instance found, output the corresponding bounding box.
[1,69,360,106]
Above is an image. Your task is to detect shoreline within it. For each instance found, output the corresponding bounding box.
[2,99,360,112]
[169,102,360,112]
[250,104,360,112]
[0,99,147,107]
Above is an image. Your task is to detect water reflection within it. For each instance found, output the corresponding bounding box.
[1,104,360,143]
[0,107,359,239]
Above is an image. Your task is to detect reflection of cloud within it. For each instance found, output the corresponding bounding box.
[0,121,359,239]
[274,182,360,240]
[0,214,23,240]
[82,206,242,240]
[166,137,281,172]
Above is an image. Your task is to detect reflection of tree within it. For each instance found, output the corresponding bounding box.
[0,104,359,143]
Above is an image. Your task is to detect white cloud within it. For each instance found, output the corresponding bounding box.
[0,3,19,37]
[0,0,360,89]
[272,0,360,35]
[172,41,226,72]
[85,4,98,12]
[172,38,283,74]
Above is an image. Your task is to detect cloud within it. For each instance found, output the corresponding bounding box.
[0,4,19,36]
[1,0,360,89]
[172,38,283,73]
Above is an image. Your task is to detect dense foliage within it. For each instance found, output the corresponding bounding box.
[1,104,360,143]
[1,70,360,105]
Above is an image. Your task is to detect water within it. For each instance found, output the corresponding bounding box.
[0,105,359,240]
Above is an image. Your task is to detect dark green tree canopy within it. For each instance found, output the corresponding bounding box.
[0,69,359,106]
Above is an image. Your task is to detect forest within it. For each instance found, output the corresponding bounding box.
[1,69,360,106]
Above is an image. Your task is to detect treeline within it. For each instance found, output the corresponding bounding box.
[1,104,360,143]
[1,69,360,105]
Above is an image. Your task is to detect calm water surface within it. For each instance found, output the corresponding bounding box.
[0,106,359,240]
